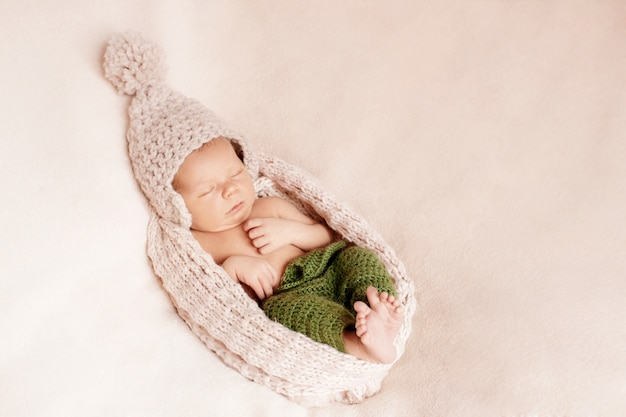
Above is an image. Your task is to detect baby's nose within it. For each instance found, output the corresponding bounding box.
[223,182,238,197]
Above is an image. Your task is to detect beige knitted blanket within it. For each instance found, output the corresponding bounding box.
[103,32,416,406]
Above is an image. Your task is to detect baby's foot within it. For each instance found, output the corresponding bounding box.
[353,286,403,364]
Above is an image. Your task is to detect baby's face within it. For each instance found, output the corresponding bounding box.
[173,137,256,232]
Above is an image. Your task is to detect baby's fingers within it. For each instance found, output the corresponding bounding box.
[248,281,266,300]
[246,225,263,240]
[253,263,277,300]
[260,279,273,299]
[250,276,272,300]
[249,234,268,248]
[243,218,264,232]
[264,263,280,294]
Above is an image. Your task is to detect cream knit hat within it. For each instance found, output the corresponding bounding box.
[103,32,416,406]
[103,32,258,227]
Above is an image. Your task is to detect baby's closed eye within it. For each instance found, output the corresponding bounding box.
[198,186,216,197]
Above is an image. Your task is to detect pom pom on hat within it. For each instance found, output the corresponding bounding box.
[103,32,167,95]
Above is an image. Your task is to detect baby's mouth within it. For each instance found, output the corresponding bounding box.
[227,201,244,215]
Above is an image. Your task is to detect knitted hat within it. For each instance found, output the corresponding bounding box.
[102,32,258,227]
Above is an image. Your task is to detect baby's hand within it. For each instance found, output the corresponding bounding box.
[244,217,299,255]
[221,255,279,300]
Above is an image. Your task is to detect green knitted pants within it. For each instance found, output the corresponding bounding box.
[262,241,397,352]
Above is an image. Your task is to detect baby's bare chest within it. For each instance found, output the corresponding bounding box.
[196,225,304,276]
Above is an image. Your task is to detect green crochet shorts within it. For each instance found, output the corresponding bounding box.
[262,241,397,352]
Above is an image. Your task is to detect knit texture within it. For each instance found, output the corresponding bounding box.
[264,240,397,352]
[103,32,416,406]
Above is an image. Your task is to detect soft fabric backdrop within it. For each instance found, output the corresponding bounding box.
[1,1,625,416]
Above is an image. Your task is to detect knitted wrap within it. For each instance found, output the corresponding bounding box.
[103,32,416,406]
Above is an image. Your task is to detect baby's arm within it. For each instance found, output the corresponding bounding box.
[221,255,280,300]
[244,197,333,255]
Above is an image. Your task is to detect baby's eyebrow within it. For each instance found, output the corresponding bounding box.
[192,179,216,189]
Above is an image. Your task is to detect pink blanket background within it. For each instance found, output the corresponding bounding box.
[1,1,625,416]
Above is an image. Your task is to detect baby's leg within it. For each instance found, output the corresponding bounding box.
[344,286,403,364]
[263,292,354,352]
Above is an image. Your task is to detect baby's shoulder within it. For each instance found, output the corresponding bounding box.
[251,196,291,215]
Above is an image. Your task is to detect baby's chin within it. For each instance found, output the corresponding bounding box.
[191,224,240,233]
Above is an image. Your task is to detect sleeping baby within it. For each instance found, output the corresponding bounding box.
[172,136,403,363]
[103,33,413,398]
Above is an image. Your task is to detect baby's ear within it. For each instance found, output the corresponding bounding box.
[171,177,180,192]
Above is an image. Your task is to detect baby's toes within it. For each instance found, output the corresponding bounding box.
[391,303,403,318]
[354,300,370,314]
[355,319,367,337]
[389,296,402,310]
